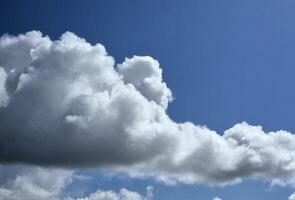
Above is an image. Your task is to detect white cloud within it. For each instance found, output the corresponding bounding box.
[212,197,223,200]
[289,193,295,200]
[270,178,295,188]
[0,67,9,107]
[0,165,152,200]
[118,56,172,108]
[67,187,152,200]
[0,165,72,200]
[0,31,295,186]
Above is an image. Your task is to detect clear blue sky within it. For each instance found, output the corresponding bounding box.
[1,0,295,199]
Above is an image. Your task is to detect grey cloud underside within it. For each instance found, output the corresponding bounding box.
[0,31,295,185]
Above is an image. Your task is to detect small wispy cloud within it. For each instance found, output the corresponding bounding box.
[212,197,223,200]
[65,187,152,200]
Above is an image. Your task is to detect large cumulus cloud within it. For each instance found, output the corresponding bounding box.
[0,31,295,185]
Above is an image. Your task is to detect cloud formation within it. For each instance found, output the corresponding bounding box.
[0,165,72,200]
[0,31,295,185]
[289,193,295,200]
[0,165,151,200]
[66,186,153,200]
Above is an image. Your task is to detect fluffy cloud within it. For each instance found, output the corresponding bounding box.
[66,186,153,200]
[0,67,9,107]
[117,56,172,108]
[212,197,222,200]
[0,165,151,200]
[289,193,295,200]
[0,165,72,200]
[0,31,295,185]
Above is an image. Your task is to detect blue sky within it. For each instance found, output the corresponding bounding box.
[3,0,295,133]
[1,0,295,199]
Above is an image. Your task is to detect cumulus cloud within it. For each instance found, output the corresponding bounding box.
[0,31,295,186]
[66,186,153,200]
[118,56,172,108]
[212,197,222,200]
[0,165,72,200]
[0,165,151,200]
[0,67,9,107]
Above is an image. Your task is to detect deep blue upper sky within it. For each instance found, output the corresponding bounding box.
[1,0,295,199]
[2,0,295,133]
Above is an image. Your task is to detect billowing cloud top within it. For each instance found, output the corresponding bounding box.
[0,31,295,185]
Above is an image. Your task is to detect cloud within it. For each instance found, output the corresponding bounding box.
[0,165,151,200]
[0,31,295,185]
[117,56,172,108]
[212,197,223,200]
[289,193,295,200]
[66,187,153,200]
[0,67,9,107]
[270,178,295,188]
[0,165,72,200]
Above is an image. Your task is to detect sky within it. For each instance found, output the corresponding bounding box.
[0,0,295,200]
